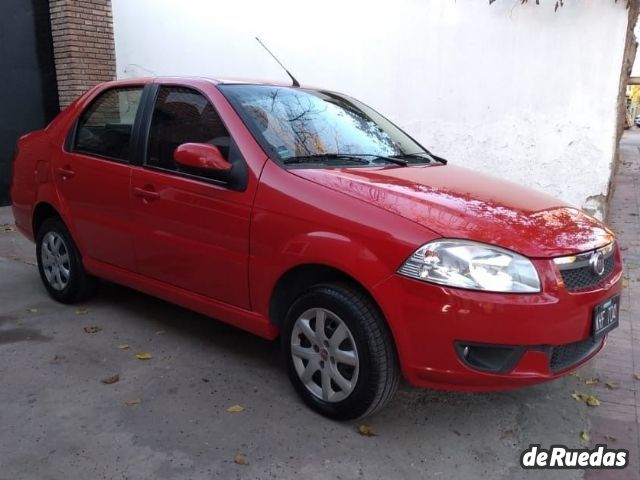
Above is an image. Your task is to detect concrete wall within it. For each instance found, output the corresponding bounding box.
[631,21,640,77]
[111,0,631,219]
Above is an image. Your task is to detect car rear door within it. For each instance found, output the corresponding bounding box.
[129,83,256,309]
[54,85,146,271]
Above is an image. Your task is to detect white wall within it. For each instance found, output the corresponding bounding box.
[112,0,631,219]
[632,21,640,77]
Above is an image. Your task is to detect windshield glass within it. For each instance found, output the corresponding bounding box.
[218,84,430,166]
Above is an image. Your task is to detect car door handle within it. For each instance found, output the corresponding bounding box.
[133,186,160,201]
[57,166,75,179]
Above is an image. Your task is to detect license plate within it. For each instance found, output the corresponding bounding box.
[593,296,620,337]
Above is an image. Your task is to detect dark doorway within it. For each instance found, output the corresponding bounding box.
[0,0,59,206]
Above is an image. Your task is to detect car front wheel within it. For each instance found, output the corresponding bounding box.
[283,283,400,420]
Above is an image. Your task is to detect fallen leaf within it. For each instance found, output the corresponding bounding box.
[83,325,102,334]
[1,224,16,232]
[135,352,153,360]
[226,404,244,413]
[572,391,601,407]
[357,424,377,437]
[633,374,640,381]
[580,431,590,442]
[605,382,618,390]
[499,429,514,440]
[116,344,130,350]
[26,308,38,313]
[626,263,640,270]
[50,354,66,363]
[101,374,120,385]
[125,399,141,406]
[585,378,599,385]
[156,330,166,335]
[604,435,617,442]
[585,395,601,407]
[622,278,629,288]
[233,454,247,465]
[75,308,88,315]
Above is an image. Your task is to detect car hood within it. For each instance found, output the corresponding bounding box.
[291,164,614,258]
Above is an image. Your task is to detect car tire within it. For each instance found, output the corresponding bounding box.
[36,217,96,304]
[282,282,400,420]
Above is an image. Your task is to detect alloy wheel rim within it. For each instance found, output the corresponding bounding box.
[290,307,359,403]
[41,232,71,291]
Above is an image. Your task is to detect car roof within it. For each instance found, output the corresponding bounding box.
[100,76,308,89]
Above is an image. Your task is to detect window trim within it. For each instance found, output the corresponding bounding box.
[129,84,158,167]
[139,83,248,191]
[141,163,234,189]
[65,85,147,164]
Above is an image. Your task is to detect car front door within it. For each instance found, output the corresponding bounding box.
[129,84,256,309]
[54,85,145,271]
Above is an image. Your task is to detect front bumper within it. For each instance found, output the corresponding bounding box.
[372,252,623,391]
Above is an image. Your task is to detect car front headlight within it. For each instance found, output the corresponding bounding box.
[397,240,541,293]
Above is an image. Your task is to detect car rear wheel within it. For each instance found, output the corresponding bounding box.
[283,282,399,420]
[36,217,96,304]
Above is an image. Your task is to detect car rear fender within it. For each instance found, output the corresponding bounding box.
[11,130,52,240]
[12,145,78,249]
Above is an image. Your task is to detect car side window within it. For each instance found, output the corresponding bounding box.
[146,86,232,172]
[73,87,143,162]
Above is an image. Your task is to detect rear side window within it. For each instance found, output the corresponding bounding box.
[74,87,143,162]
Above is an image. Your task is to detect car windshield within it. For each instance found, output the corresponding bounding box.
[218,84,433,167]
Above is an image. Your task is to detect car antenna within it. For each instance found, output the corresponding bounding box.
[255,36,300,87]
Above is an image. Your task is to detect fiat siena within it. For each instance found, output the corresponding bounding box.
[10,77,622,419]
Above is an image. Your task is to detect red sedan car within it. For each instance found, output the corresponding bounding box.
[11,77,622,419]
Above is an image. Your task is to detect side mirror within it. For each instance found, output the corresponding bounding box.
[174,143,232,172]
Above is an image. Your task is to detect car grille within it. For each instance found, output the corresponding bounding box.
[559,255,615,291]
[549,336,602,372]
[554,243,615,292]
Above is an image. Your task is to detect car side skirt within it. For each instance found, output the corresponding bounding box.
[83,257,279,340]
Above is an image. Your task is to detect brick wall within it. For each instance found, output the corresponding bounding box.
[49,0,116,108]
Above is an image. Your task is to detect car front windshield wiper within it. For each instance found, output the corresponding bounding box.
[282,153,412,167]
[282,153,371,165]
[316,153,408,166]
[351,154,408,167]
[392,152,448,165]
